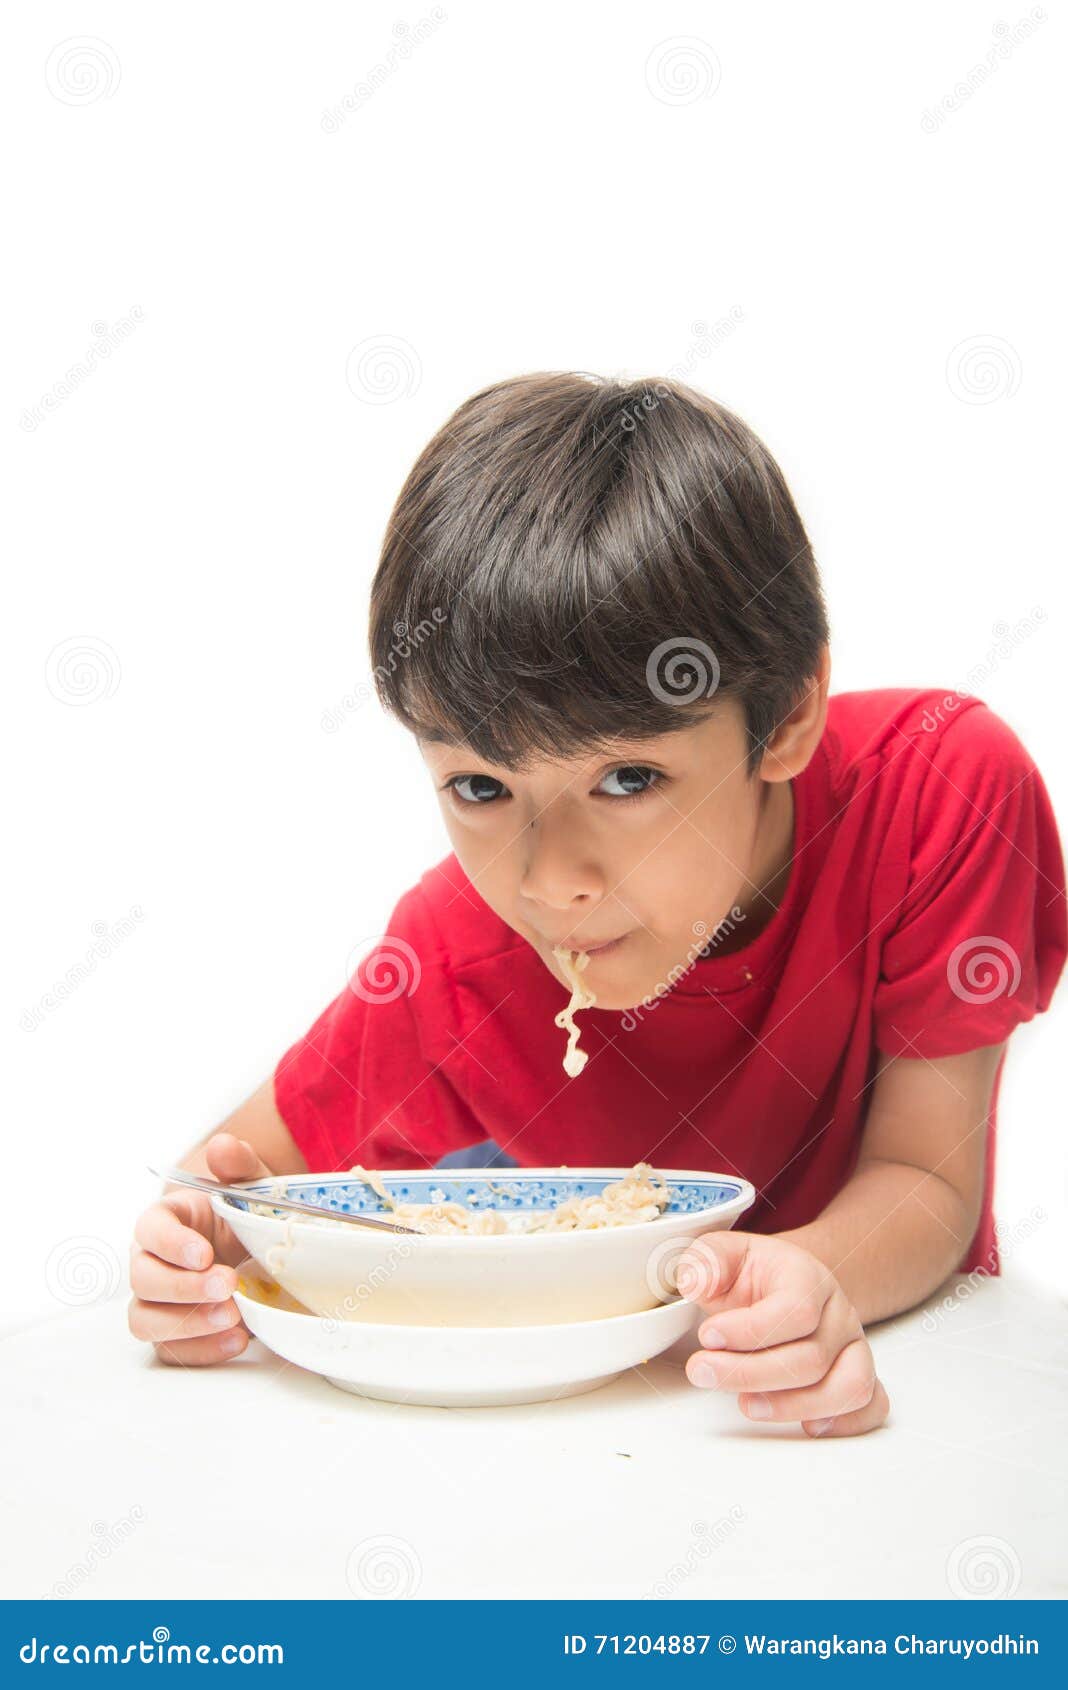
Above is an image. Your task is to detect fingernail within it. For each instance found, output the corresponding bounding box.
[808,1417,835,1437]
[689,1360,719,1389]
[699,1324,727,1349]
[182,1243,207,1270]
[746,1394,773,1420]
[219,1330,245,1356]
[204,1272,229,1301]
[208,1302,235,1329]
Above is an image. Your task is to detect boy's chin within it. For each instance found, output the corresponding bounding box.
[582,978,642,1013]
[580,970,665,1015]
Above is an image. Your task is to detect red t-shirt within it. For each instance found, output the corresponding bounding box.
[274,688,1066,1275]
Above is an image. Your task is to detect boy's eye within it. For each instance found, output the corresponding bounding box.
[445,765,663,806]
[448,774,508,805]
[598,765,662,799]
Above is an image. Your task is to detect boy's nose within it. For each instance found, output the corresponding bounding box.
[518,826,605,912]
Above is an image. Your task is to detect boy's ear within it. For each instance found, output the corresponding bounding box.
[760,646,831,781]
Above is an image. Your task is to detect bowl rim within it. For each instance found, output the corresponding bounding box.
[212,1166,756,1247]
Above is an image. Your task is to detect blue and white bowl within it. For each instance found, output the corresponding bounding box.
[212,1168,755,1328]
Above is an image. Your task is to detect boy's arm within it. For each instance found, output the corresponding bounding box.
[172,1076,309,1184]
[775,1040,1006,1325]
[676,1039,1006,1437]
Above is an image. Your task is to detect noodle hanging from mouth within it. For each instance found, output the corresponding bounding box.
[552,946,596,1076]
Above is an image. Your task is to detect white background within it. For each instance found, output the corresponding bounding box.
[4,1,1065,1328]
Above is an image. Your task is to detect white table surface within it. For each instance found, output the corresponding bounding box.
[2,1274,1066,1602]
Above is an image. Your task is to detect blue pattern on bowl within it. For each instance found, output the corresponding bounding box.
[227,1171,745,1219]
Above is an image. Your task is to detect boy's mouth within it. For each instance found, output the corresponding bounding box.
[571,933,629,958]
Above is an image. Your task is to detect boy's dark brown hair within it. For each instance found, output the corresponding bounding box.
[369,372,829,776]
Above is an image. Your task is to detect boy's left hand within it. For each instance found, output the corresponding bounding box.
[674,1232,890,1438]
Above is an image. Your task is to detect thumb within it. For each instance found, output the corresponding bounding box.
[675,1229,753,1307]
[204,1132,274,1185]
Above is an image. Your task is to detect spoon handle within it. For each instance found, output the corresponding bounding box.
[149,1166,420,1235]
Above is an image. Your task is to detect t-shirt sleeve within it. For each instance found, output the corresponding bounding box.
[273,890,484,1173]
[872,703,1067,1059]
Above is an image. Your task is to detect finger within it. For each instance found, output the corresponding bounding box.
[128,1296,243,1344]
[204,1133,273,1185]
[691,1278,835,1352]
[802,1378,891,1439]
[673,1233,752,1307]
[687,1257,840,1323]
[134,1196,214,1270]
[688,1290,862,1393]
[129,1247,237,1305]
[736,1336,879,1423]
[154,1328,250,1368]
[674,1234,840,1344]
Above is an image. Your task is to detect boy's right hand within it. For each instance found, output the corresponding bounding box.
[128,1133,274,1366]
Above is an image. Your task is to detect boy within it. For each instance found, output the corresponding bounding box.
[129,373,1066,1437]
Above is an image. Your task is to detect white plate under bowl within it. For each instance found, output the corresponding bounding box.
[234,1277,700,1408]
[215,1167,755,1328]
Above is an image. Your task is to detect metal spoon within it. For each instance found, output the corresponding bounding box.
[150,1166,421,1235]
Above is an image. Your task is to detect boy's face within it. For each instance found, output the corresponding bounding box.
[419,699,801,1013]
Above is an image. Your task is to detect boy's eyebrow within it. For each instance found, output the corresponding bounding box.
[422,736,691,775]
